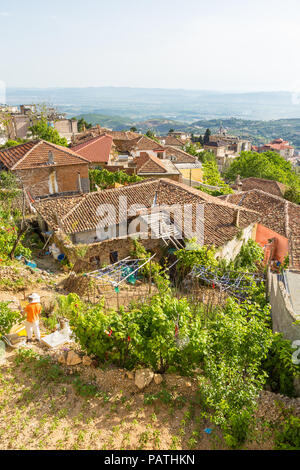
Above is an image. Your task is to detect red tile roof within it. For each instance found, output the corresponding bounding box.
[70,134,113,163]
[134,153,179,175]
[114,135,165,154]
[0,140,39,169]
[158,135,183,147]
[134,153,167,173]
[0,140,89,170]
[233,177,286,198]
[165,146,197,163]
[35,178,259,249]
[221,189,300,270]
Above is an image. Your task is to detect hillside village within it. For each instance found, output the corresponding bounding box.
[0,105,300,451]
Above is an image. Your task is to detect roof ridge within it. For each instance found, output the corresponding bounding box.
[43,140,90,163]
[140,135,165,150]
[159,178,258,213]
[61,179,160,226]
[72,134,111,150]
[243,188,300,208]
[61,195,88,222]
[137,153,167,173]
[0,139,38,154]
[11,140,42,170]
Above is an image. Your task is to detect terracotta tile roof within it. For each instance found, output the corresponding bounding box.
[158,135,183,147]
[105,130,141,140]
[34,194,86,229]
[260,139,294,151]
[165,146,197,163]
[133,153,179,175]
[0,140,39,169]
[114,136,165,154]
[35,179,259,249]
[204,141,228,148]
[0,140,89,170]
[221,189,300,270]
[134,153,167,173]
[70,134,113,163]
[113,138,140,153]
[234,177,286,198]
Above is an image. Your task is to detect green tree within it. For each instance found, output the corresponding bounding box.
[0,139,28,149]
[199,160,233,195]
[29,118,68,146]
[284,184,300,204]
[89,169,143,191]
[203,128,211,145]
[76,118,92,132]
[145,130,160,143]
[225,151,300,189]
[198,150,216,163]
[184,143,198,156]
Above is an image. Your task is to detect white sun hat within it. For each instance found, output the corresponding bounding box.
[28,293,41,303]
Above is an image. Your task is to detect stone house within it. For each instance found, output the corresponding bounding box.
[0,140,90,199]
[258,139,295,160]
[113,136,166,165]
[221,189,300,270]
[158,135,184,148]
[34,178,260,267]
[132,152,182,182]
[204,140,237,172]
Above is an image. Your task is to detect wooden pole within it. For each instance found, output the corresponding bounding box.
[149,258,152,294]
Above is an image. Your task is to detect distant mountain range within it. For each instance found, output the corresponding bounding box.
[75,114,300,150]
[5,87,300,148]
[6,87,300,121]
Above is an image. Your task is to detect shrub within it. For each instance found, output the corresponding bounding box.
[0,302,21,338]
[274,415,300,449]
[0,218,32,260]
[233,239,264,271]
[262,333,300,397]
[198,298,273,447]
[69,280,206,373]
[175,241,218,281]
[89,169,143,191]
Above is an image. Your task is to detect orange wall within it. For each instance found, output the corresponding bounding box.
[256,223,289,264]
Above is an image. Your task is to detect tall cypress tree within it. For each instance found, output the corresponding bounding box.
[203,128,211,145]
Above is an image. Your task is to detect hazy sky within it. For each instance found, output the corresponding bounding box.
[0,0,300,91]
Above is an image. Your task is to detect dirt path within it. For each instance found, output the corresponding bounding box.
[0,342,299,450]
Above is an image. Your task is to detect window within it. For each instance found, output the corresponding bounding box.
[110,251,118,263]
[89,256,100,267]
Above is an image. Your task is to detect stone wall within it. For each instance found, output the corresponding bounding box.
[53,230,163,270]
[216,223,256,262]
[14,163,89,197]
[269,272,300,342]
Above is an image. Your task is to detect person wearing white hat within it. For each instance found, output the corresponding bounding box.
[23,293,42,342]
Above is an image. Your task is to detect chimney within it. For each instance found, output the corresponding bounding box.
[78,172,83,193]
[235,174,243,192]
[233,209,240,228]
[48,151,54,164]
